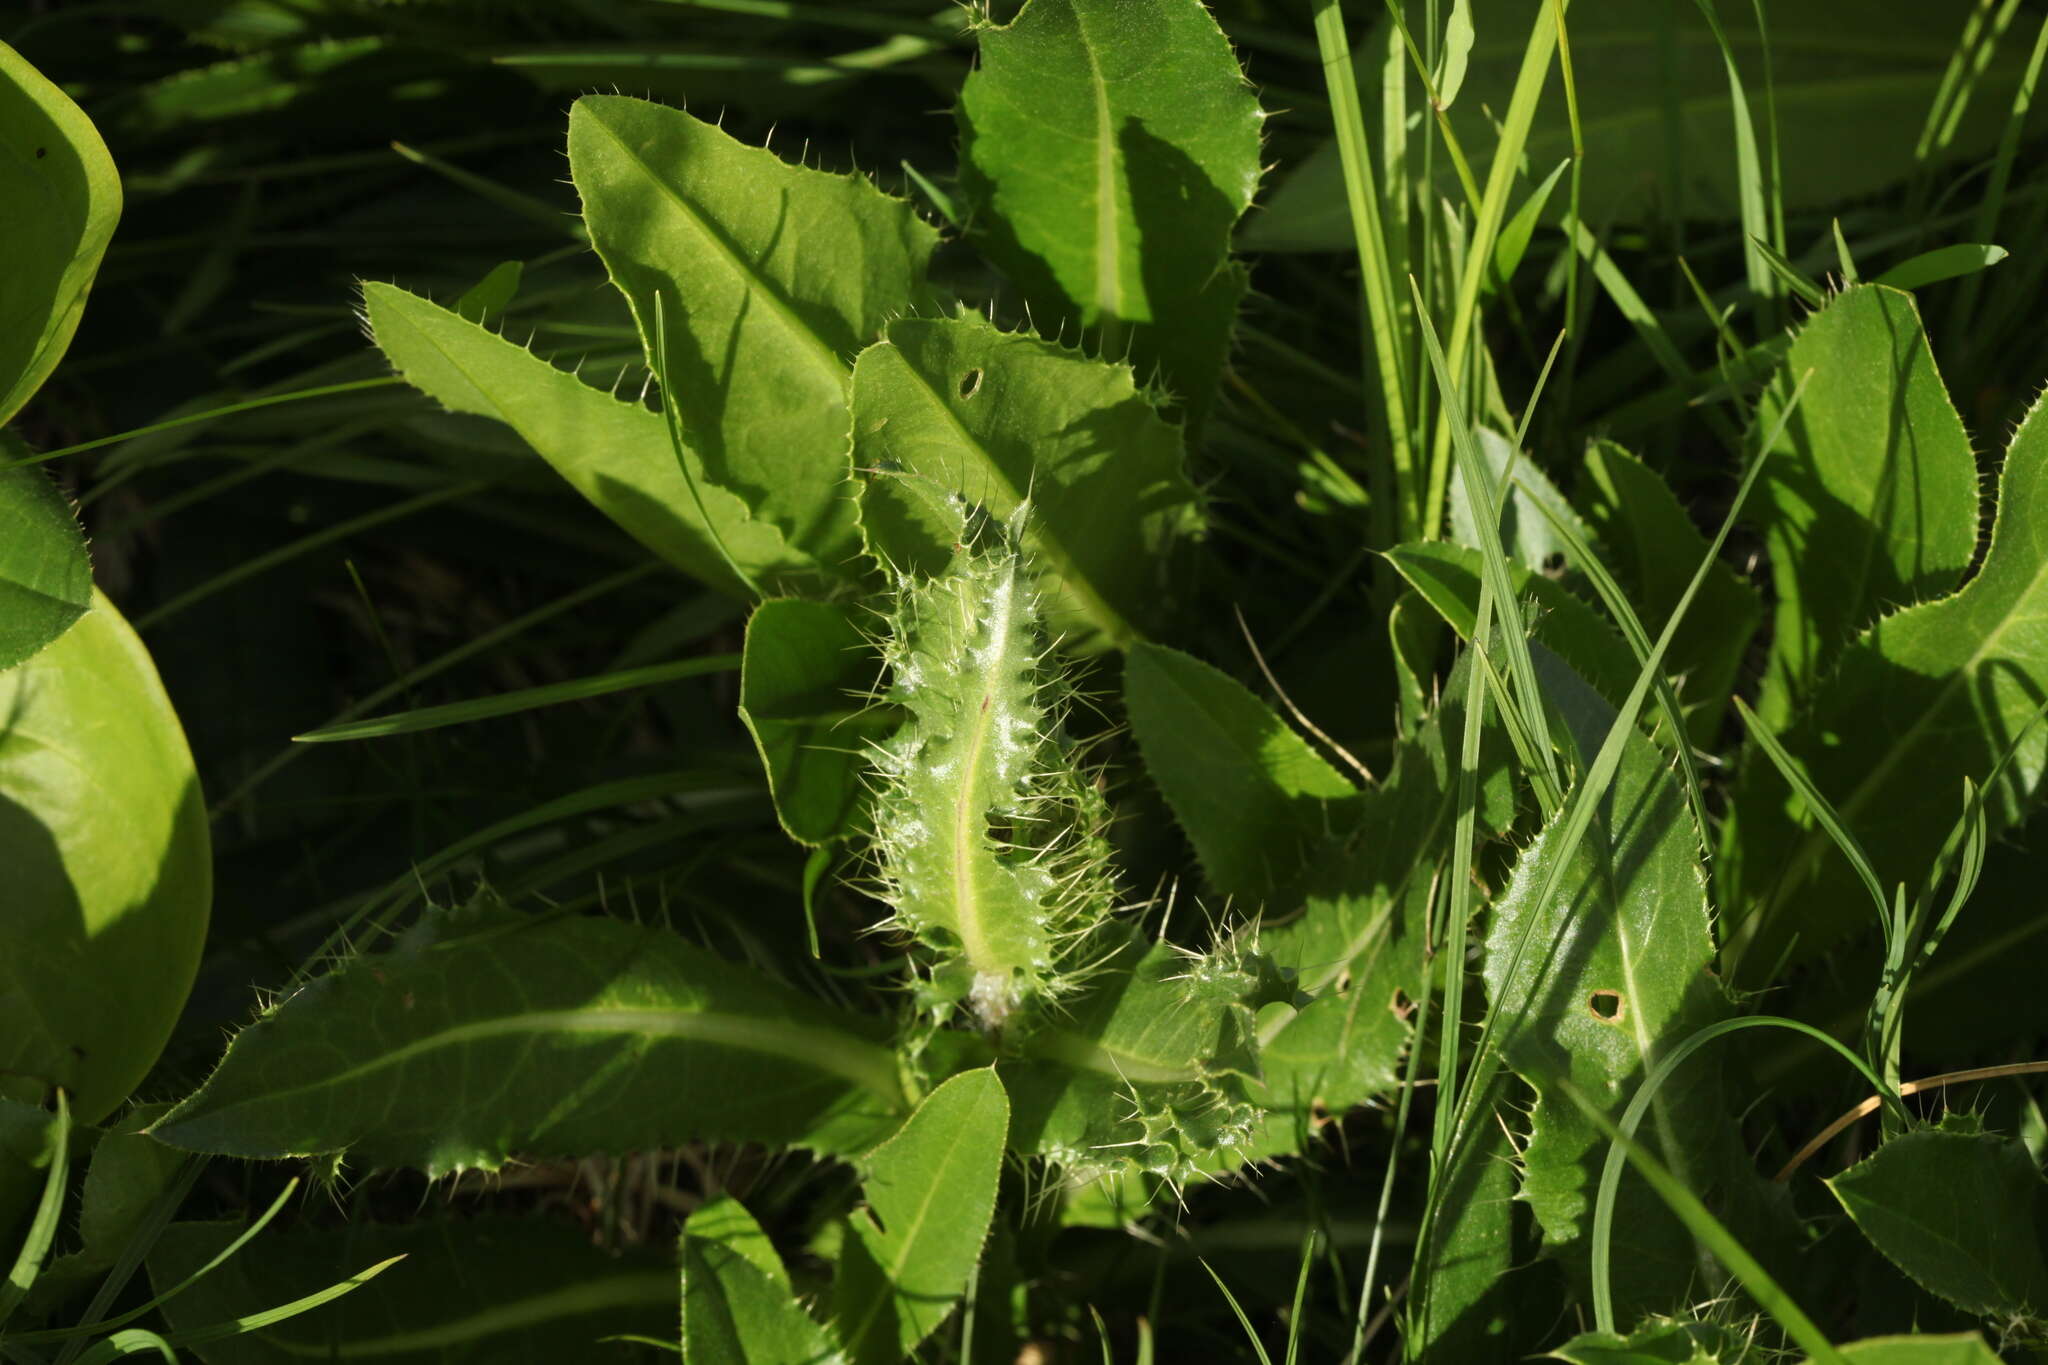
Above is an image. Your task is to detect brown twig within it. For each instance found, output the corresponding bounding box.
[1774,1058,2048,1182]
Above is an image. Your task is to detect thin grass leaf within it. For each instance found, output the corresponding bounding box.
[293,656,739,743]
[1198,1260,1274,1365]
[0,1093,68,1331]
[1875,242,2009,290]
[1735,696,1892,940]
[1,378,403,472]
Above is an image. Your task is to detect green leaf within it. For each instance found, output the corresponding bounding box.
[0,591,210,1124]
[362,281,820,598]
[850,314,1202,645]
[1410,1086,1520,1362]
[1824,1336,2003,1365]
[25,1104,182,1315]
[0,39,122,427]
[1447,429,1593,577]
[150,906,908,1173]
[1873,243,2009,291]
[1247,1,2048,250]
[741,599,892,847]
[454,259,522,323]
[0,463,90,671]
[147,1216,675,1363]
[1751,284,1977,725]
[568,94,937,559]
[1002,930,1283,1183]
[1828,1122,2048,1323]
[1575,441,1760,746]
[1730,389,2048,976]
[1386,541,1639,714]
[1482,658,1764,1317]
[1122,641,1358,907]
[832,1068,1007,1365]
[683,1199,844,1365]
[956,0,1261,412]
[1548,1319,1753,1363]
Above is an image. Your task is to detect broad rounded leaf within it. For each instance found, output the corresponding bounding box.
[740,599,891,846]
[1,590,210,1123]
[0,39,122,426]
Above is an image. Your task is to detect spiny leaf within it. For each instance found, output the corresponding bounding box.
[956,0,1261,413]
[851,313,1202,647]
[1447,427,1593,576]
[569,93,938,560]
[1122,641,1359,909]
[1828,1120,2048,1326]
[0,462,90,671]
[832,1069,1007,1365]
[1575,440,1761,747]
[150,906,908,1174]
[868,511,1119,1026]
[684,1198,843,1365]
[362,281,820,597]
[1750,284,1977,726]
[1730,386,2048,977]
[1482,657,1772,1317]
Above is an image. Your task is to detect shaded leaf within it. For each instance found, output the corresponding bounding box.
[851,314,1201,645]
[1828,1122,2048,1323]
[1751,284,1977,725]
[569,94,937,558]
[0,39,121,426]
[1482,658,1767,1317]
[1548,1318,1752,1363]
[831,1069,1007,1365]
[151,906,907,1173]
[0,463,90,671]
[740,599,891,846]
[363,281,818,598]
[957,0,1261,412]
[148,1216,674,1364]
[0,592,210,1123]
[1575,441,1760,745]
[683,1198,842,1365]
[1730,387,2048,976]
[1823,1336,2003,1365]
[1122,641,1357,907]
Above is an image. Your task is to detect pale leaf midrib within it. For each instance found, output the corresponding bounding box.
[950,568,1017,978]
[882,344,1134,642]
[579,106,849,389]
[174,1006,903,1134]
[1067,1,1125,323]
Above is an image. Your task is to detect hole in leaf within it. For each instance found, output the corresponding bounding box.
[1389,988,1415,1021]
[958,368,983,399]
[35,146,47,159]
[1541,551,1567,576]
[1588,989,1626,1023]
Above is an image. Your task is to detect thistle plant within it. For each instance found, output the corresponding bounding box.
[867,498,1121,1030]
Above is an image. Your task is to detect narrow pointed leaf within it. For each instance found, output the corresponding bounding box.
[362,281,818,597]
[831,1068,1007,1365]
[147,1217,676,1364]
[1123,641,1358,907]
[151,907,908,1173]
[1447,428,1592,576]
[851,314,1201,645]
[569,94,937,557]
[1751,284,1977,724]
[957,0,1261,411]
